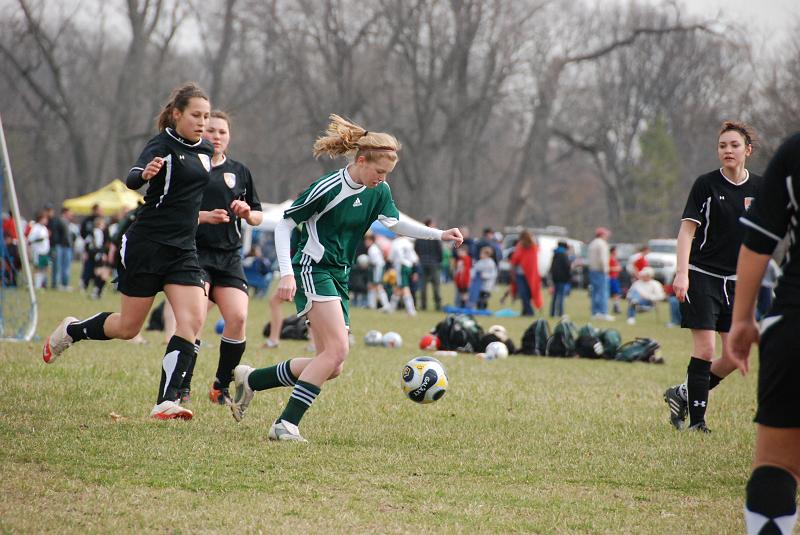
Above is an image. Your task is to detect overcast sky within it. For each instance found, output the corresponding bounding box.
[678,0,797,51]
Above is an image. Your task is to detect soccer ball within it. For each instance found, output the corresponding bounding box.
[356,254,370,268]
[364,330,383,346]
[382,331,403,348]
[215,318,225,334]
[485,341,509,360]
[419,333,440,350]
[487,324,508,341]
[401,356,448,404]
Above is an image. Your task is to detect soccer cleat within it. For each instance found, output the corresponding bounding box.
[178,388,191,405]
[664,386,688,430]
[230,364,255,423]
[42,316,78,363]
[208,384,233,406]
[687,422,711,434]
[150,400,193,420]
[268,419,307,442]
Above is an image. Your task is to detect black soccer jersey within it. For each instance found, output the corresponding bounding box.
[742,132,800,307]
[681,169,762,276]
[125,128,213,250]
[195,157,262,252]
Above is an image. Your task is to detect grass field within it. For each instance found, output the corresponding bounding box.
[0,283,760,534]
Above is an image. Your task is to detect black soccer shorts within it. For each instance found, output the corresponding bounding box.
[755,307,800,428]
[117,236,205,297]
[679,269,735,332]
[197,247,248,299]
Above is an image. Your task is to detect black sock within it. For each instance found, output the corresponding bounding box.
[180,340,200,391]
[157,336,195,404]
[214,337,246,389]
[66,312,112,342]
[709,372,724,391]
[745,465,797,535]
[687,357,711,426]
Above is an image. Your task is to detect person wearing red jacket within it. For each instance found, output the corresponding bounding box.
[510,229,542,316]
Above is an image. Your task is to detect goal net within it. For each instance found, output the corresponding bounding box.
[0,114,37,341]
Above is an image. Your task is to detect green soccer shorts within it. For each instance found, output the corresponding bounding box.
[294,261,351,327]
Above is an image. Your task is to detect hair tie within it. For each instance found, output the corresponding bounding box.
[362,130,369,137]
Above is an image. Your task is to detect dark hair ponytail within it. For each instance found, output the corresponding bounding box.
[155,82,209,132]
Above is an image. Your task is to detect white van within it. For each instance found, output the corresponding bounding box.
[646,238,677,284]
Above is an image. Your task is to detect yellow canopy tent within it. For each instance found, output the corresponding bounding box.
[62,179,143,215]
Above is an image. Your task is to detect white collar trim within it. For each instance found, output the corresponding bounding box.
[166,127,203,147]
[719,167,749,186]
[343,167,365,190]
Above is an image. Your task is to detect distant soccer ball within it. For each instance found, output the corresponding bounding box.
[364,330,383,346]
[485,341,509,360]
[401,356,448,404]
[487,324,508,341]
[382,331,403,348]
[419,333,441,350]
[215,318,225,334]
[356,254,370,269]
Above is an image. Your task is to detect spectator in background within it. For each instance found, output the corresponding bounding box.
[349,253,370,308]
[50,207,74,290]
[453,244,472,307]
[414,218,443,311]
[549,240,571,317]
[510,229,542,316]
[386,235,419,315]
[79,203,103,291]
[756,258,781,321]
[365,233,390,310]
[588,227,614,320]
[609,245,622,314]
[27,210,50,289]
[626,266,666,325]
[2,211,18,243]
[628,244,650,280]
[461,226,477,259]
[472,246,498,309]
[475,227,501,263]
[87,216,111,299]
[664,281,682,328]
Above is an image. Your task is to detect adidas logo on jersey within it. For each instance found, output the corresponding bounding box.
[352,198,362,207]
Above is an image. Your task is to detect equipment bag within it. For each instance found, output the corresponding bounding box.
[263,314,309,340]
[477,333,516,354]
[575,323,604,359]
[546,317,578,357]
[598,329,622,359]
[614,337,663,363]
[434,314,484,353]
[519,318,550,355]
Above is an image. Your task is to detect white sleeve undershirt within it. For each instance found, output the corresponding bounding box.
[274,217,295,278]
[378,214,443,240]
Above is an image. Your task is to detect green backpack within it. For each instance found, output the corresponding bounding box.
[575,324,604,359]
[615,337,663,364]
[546,318,578,357]
[598,329,622,359]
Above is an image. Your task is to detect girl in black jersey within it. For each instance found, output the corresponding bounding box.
[42,83,215,420]
[170,110,263,406]
[729,133,800,535]
[663,121,761,433]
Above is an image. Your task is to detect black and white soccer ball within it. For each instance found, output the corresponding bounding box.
[382,331,403,348]
[401,356,448,404]
[364,330,383,346]
[485,341,509,359]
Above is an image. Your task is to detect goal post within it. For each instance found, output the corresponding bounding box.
[0,113,38,341]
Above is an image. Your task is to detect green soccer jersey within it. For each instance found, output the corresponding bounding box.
[284,167,400,269]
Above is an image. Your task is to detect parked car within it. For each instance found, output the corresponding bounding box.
[646,238,677,284]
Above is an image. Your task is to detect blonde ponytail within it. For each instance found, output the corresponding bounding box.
[313,114,400,162]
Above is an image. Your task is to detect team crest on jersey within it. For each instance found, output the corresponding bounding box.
[198,153,211,172]
[224,173,236,189]
[744,197,754,210]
